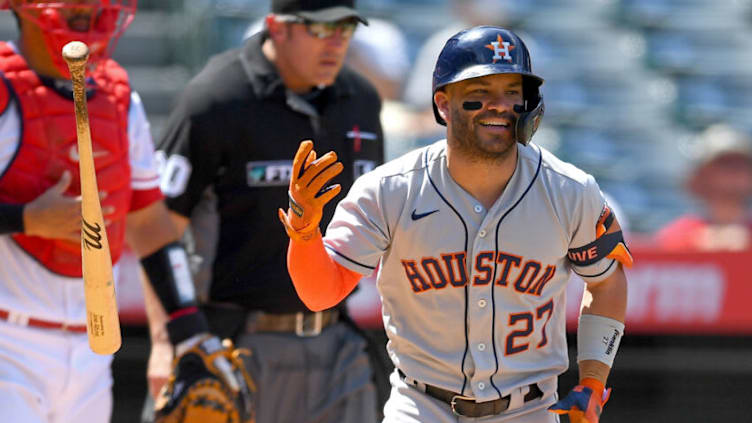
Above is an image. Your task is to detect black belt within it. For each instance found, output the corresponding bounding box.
[398,369,543,418]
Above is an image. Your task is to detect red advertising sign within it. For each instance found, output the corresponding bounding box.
[609,249,752,334]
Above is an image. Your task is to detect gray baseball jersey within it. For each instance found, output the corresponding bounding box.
[324,140,617,402]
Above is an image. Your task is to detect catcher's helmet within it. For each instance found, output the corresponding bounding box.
[432,26,544,145]
[2,1,137,78]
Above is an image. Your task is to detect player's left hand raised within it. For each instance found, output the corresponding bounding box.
[278,140,343,241]
[548,378,611,423]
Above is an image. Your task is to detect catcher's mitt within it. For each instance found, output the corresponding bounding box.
[155,335,256,423]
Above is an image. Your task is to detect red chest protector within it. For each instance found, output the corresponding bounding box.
[0,42,131,277]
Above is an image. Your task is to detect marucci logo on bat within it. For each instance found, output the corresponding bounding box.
[82,218,103,250]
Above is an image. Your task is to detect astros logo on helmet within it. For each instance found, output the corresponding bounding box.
[485,34,515,63]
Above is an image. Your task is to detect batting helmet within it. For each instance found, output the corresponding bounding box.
[432,26,544,145]
[2,1,137,78]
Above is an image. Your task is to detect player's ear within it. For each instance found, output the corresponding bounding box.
[434,90,450,124]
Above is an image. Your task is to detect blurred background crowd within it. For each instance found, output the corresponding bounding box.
[3,0,752,421]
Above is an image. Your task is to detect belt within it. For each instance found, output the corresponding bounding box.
[245,309,339,337]
[398,369,543,418]
[0,309,87,333]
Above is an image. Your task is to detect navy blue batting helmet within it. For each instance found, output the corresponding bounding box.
[432,26,545,145]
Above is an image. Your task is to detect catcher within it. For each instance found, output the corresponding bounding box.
[0,1,247,422]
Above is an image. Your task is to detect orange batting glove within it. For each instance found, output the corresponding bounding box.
[278,140,343,241]
[548,378,611,423]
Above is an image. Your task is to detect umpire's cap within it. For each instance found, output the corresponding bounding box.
[432,26,544,145]
[272,0,368,25]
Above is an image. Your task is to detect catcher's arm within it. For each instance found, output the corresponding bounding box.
[128,202,212,346]
[125,201,188,398]
[140,274,173,399]
[549,267,627,423]
[278,140,362,311]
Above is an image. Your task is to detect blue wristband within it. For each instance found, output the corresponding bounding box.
[0,203,24,234]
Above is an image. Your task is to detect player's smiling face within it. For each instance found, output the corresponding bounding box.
[436,73,523,161]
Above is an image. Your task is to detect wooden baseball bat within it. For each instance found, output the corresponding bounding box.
[62,41,121,355]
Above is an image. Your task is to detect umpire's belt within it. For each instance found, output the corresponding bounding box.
[398,369,543,418]
[245,309,339,337]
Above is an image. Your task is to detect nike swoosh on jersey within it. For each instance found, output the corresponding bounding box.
[69,145,108,163]
[411,209,439,221]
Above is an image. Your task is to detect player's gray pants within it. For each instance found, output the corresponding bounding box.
[237,321,378,423]
[383,370,559,422]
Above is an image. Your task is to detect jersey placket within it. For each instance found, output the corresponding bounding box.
[463,201,502,400]
[432,148,528,400]
[461,150,534,401]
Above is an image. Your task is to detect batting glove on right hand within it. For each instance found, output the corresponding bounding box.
[278,140,344,241]
[548,378,611,423]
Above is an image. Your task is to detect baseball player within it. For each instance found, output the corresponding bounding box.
[0,1,214,421]
[279,26,632,422]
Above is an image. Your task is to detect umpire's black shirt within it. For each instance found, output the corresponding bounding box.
[157,32,384,313]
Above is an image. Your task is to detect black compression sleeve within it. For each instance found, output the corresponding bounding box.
[0,203,24,234]
[141,241,209,344]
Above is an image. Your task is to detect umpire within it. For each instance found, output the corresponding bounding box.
[142,0,384,422]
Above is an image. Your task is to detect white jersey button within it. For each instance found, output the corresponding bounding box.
[478,299,487,308]
[478,343,486,351]
[478,382,486,390]
[474,205,483,213]
[478,230,487,237]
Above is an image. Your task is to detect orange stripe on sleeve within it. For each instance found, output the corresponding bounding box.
[287,231,362,311]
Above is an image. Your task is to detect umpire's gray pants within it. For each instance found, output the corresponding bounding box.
[238,321,377,423]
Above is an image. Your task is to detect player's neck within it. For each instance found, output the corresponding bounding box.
[447,146,518,209]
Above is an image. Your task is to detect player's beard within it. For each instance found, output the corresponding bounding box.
[448,107,518,164]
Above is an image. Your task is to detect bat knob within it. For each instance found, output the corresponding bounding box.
[62,41,90,65]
